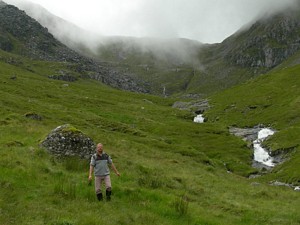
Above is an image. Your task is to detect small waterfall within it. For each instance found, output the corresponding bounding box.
[253,128,275,167]
[194,114,205,123]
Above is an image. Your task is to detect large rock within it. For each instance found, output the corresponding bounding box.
[40,124,95,159]
[229,126,262,142]
[172,99,210,114]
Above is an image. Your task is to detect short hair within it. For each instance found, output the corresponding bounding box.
[97,143,103,148]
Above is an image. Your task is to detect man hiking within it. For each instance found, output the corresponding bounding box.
[88,143,120,201]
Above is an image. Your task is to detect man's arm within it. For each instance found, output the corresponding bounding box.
[88,165,94,181]
[111,163,120,176]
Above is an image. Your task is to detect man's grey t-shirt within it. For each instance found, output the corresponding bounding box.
[90,152,112,176]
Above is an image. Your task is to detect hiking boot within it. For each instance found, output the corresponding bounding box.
[106,190,111,201]
[97,193,103,201]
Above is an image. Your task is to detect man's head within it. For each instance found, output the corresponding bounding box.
[96,143,103,155]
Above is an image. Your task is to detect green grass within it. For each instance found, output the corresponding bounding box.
[206,64,300,185]
[1,49,300,224]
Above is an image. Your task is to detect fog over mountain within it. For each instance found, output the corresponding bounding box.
[4,0,299,44]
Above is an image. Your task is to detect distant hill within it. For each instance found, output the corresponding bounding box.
[0,1,149,93]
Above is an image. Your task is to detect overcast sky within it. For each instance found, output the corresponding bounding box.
[5,0,298,43]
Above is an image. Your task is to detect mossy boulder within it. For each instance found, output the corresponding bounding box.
[40,124,95,159]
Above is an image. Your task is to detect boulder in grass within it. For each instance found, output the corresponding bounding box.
[40,124,95,159]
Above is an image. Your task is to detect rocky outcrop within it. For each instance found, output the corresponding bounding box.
[0,33,13,51]
[40,124,95,159]
[229,126,262,142]
[48,75,77,82]
[224,9,300,69]
[270,180,300,191]
[0,0,5,7]
[84,67,149,93]
[172,99,210,114]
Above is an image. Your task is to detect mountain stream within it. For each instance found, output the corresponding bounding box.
[253,128,275,167]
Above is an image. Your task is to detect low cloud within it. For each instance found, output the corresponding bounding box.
[3,0,299,68]
[4,0,299,43]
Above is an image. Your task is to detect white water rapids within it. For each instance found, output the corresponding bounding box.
[196,119,276,167]
[193,114,205,123]
[253,128,275,167]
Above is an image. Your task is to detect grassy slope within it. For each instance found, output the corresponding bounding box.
[0,49,300,225]
[206,64,300,184]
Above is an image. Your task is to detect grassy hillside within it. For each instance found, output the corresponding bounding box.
[206,63,300,185]
[1,49,300,225]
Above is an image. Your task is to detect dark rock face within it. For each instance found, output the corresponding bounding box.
[40,124,95,159]
[0,33,13,51]
[224,9,300,69]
